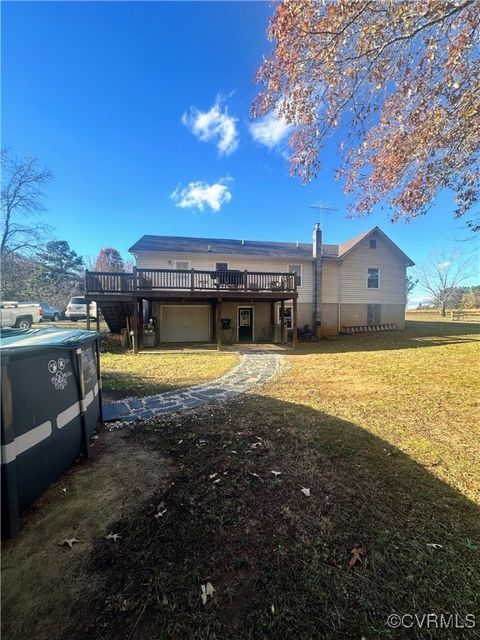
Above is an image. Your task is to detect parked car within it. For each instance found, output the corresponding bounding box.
[65,296,98,321]
[0,301,42,329]
[39,302,62,322]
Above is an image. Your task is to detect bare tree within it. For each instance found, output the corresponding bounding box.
[1,150,53,258]
[415,250,477,316]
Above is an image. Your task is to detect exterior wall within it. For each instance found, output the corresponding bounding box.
[339,303,405,330]
[321,303,339,336]
[321,232,408,333]
[135,251,314,304]
[219,301,272,343]
[338,235,407,305]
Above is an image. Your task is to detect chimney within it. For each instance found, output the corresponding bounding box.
[312,223,322,337]
[312,222,322,258]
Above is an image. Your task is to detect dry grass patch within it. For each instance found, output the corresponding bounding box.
[267,319,480,504]
[101,352,238,401]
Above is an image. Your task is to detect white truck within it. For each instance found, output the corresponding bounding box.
[0,301,42,329]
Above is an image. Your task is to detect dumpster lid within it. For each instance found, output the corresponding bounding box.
[0,328,99,350]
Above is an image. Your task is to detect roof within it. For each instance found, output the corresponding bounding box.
[129,226,414,265]
[129,235,315,259]
[0,328,98,350]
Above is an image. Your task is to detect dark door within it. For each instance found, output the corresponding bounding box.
[367,304,381,325]
[238,307,253,342]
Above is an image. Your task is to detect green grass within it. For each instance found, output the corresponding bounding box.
[101,352,239,401]
[2,319,479,639]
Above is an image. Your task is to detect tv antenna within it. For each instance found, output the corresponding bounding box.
[310,201,338,228]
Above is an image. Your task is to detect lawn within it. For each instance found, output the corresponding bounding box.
[2,319,479,640]
[100,352,239,401]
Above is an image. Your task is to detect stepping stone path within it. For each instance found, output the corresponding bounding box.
[103,351,284,423]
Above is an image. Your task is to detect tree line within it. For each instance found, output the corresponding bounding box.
[1,150,130,310]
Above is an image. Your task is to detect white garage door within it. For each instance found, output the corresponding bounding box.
[161,305,210,342]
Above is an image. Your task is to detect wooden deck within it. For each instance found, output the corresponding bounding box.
[86,268,297,297]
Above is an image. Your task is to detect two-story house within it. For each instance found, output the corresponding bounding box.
[85,224,414,350]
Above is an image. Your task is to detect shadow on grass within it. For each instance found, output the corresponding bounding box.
[51,394,480,640]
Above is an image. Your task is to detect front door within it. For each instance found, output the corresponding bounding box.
[238,307,253,342]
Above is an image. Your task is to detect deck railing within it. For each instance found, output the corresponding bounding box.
[86,268,297,294]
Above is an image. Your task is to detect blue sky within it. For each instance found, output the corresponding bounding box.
[2,1,478,304]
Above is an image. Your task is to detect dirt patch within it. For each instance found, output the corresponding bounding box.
[1,427,173,640]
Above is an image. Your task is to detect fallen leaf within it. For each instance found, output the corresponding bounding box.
[59,538,79,549]
[200,582,215,605]
[426,543,443,549]
[154,509,167,519]
[271,604,275,614]
[271,470,282,477]
[300,487,311,497]
[348,546,365,569]
[209,473,218,479]
[213,478,221,484]
[105,533,122,542]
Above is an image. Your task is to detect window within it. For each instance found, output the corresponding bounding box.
[369,238,377,249]
[175,260,190,270]
[277,305,293,329]
[367,268,380,289]
[288,264,302,287]
[215,262,229,271]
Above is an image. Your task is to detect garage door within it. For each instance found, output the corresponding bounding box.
[161,305,210,342]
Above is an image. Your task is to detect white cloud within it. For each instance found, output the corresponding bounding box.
[249,111,293,150]
[182,97,238,156]
[170,178,232,212]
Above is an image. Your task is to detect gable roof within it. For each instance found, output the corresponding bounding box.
[129,227,414,265]
[338,227,415,266]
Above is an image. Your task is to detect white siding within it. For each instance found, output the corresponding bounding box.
[338,238,407,304]
[135,252,313,303]
[321,260,339,304]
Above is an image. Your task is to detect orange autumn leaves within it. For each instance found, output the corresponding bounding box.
[253,0,480,230]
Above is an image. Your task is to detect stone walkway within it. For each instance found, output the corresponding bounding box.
[103,351,284,423]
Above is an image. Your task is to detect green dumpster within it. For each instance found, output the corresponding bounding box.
[1,328,103,538]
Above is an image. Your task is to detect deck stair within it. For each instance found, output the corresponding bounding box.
[98,301,133,333]
[342,323,397,334]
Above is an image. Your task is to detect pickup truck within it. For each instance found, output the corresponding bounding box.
[39,302,62,321]
[0,302,42,329]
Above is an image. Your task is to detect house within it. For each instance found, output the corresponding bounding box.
[85,224,414,350]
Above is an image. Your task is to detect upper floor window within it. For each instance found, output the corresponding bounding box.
[367,267,380,289]
[215,262,229,271]
[175,260,190,270]
[288,264,302,287]
[369,238,377,249]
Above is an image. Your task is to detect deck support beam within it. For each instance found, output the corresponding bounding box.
[132,297,139,354]
[216,298,222,351]
[292,297,297,350]
[280,300,285,344]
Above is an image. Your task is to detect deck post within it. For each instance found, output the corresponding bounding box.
[133,265,138,291]
[191,268,195,292]
[138,298,144,349]
[292,297,297,350]
[96,308,100,332]
[133,297,139,354]
[86,300,91,331]
[280,300,285,344]
[216,298,222,351]
[270,302,275,341]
